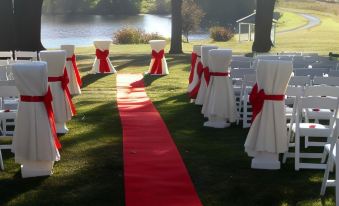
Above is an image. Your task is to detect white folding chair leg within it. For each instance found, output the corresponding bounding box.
[295,134,301,171]
[336,142,339,205]
[320,156,332,195]
[0,150,3,170]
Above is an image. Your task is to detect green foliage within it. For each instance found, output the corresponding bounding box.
[209,26,235,42]
[142,0,171,14]
[113,27,165,44]
[42,0,142,15]
[196,0,256,25]
[181,0,205,42]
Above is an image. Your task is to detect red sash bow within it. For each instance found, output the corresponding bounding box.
[67,54,82,87]
[20,87,61,150]
[96,49,110,73]
[189,52,198,84]
[249,83,285,122]
[209,72,229,77]
[203,66,210,86]
[150,50,165,74]
[189,62,204,98]
[48,69,77,116]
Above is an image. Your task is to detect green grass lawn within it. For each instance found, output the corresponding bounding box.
[1,4,339,206]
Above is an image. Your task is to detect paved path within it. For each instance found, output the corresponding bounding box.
[278,13,321,34]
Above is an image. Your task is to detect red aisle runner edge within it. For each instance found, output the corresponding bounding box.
[117,74,203,206]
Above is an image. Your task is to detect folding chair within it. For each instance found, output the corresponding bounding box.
[0,82,19,170]
[241,74,256,128]
[294,68,329,79]
[320,120,339,196]
[0,51,13,60]
[231,69,256,125]
[313,77,339,86]
[284,96,339,170]
[288,76,311,87]
[14,51,38,61]
[303,86,339,148]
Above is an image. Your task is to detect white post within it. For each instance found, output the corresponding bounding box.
[239,23,241,42]
[248,24,251,41]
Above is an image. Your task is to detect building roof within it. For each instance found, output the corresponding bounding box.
[236,11,278,24]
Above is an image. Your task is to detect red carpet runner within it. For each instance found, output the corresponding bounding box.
[117,74,203,206]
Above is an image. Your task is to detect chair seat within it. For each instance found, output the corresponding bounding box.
[306,109,333,120]
[290,123,332,137]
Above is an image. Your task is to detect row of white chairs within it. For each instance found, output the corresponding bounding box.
[0,51,38,61]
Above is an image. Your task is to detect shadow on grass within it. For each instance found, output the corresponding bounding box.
[0,99,124,206]
[149,92,329,206]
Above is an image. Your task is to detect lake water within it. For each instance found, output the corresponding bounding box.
[41,14,209,48]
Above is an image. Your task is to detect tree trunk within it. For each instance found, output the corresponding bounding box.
[14,0,45,51]
[252,0,276,53]
[0,0,15,51]
[169,0,183,54]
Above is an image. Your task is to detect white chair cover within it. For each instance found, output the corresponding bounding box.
[91,40,116,74]
[202,49,238,123]
[245,60,293,157]
[39,51,72,124]
[195,45,218,105]
[61,45,81,95]
[12,62,60,164]
[148,40,168,75]
[188,45,202,94]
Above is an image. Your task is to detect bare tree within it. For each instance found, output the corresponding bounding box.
[252,0,276,53]
[169,0,183,54]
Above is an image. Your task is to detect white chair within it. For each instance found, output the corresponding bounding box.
[303,86,339,148]
[0,81,19,170]
[230,69,256,126]
[245,60,293,170]
[12,62,60,178]
[0,51,13,60]
[231,61,251,69]
[91,40,116,74]
[61,45,82,96]
[202,49,237,128]
[14,51,38,61]
[294,68,329,78]
[195,45,218,106]
[148,40,168,75]
[329,70,339,77]
[188,45,203,100]
[241,74,256,128]
[313,77,339,86]
[320,120,339,196]
[40,50,74,134]
[0,60,8,66]
[288,76,311,87]
[285,96,339,170]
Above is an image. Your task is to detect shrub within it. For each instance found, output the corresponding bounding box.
[209,26,235,42]
[113,27,165,44]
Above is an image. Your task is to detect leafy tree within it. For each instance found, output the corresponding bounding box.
[169,0,183,54]
[181,0,204,42]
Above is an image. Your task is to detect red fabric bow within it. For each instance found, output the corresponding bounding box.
[249,83,285,123]
[188,52,198,84]
[96,49,111,73]
[20,87,61,150]
[189,62,204,99]
[150,50,165,74]
[203,66,210,86]
[67,54,82,87]
[209,72,229,77]
[48,69,77,116]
